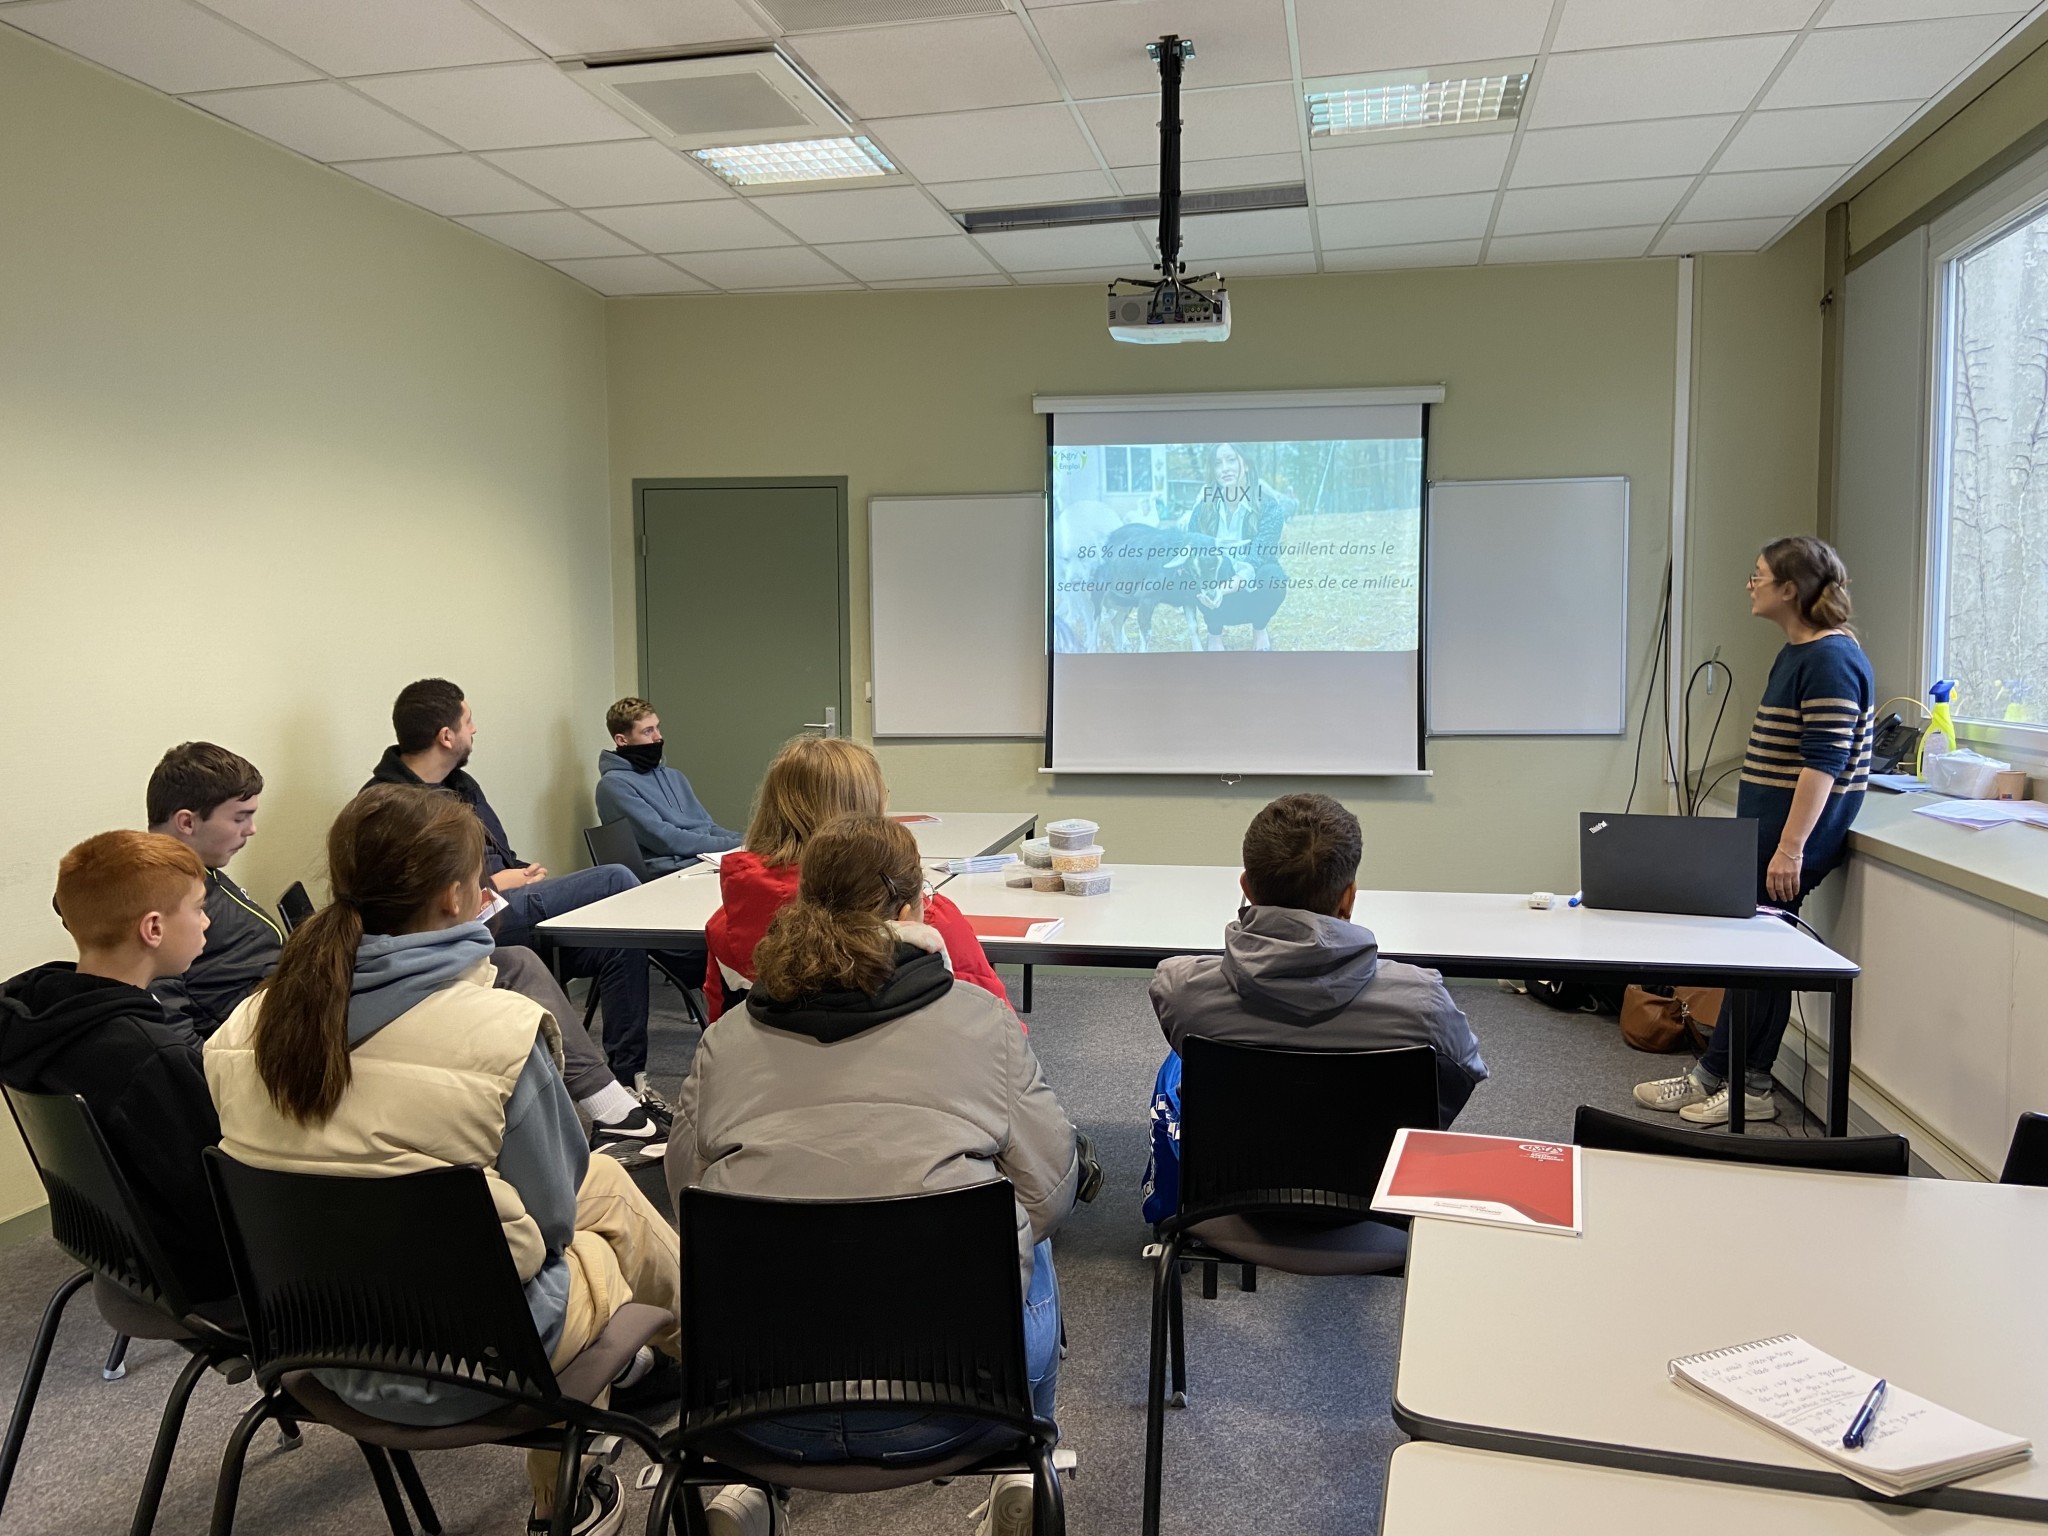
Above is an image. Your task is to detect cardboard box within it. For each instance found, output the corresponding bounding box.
[1993,770,2029,800]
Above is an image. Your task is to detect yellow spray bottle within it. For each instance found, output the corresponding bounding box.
[1917,679,1958,778]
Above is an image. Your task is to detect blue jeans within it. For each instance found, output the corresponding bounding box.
[496,865,650,1081]
[733,1240,1061,1464]
[1698,863,1821,1093]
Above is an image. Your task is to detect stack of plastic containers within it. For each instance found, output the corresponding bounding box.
[1045,818,1109,896]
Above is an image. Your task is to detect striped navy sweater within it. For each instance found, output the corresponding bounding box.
[1736,633,1875,874]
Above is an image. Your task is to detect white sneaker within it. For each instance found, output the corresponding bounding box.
[704,1484,780,1536]
[1680,1086,1778,1126]
[1633,1073,1710,1113]
[968,1472,1034,1536]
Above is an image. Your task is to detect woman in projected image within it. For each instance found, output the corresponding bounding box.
[1191,442,1296,651]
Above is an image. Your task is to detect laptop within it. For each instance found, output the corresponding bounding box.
[1578,813,1760,919]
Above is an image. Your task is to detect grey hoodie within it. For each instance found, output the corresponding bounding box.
[1150,906,1488,1128]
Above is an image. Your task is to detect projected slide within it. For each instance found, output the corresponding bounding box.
[1051,438,1421,655]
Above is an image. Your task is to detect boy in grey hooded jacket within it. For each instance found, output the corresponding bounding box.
[1150,793,1487,1127]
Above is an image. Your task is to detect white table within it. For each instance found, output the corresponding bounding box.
[1382,1442,2023,1534]
[540,861,1861,1132]
[895,810,1037,863]
[1394,1148,2048,1521]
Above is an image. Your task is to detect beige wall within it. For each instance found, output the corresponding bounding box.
[0,29,614,1222]
[606,249,1819,887]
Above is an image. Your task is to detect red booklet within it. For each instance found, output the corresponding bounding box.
[1371,1129,1582,1236]
[890,813,941,824]
[959,914,1064,942]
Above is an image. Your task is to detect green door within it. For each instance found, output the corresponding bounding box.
[638,481,850,831]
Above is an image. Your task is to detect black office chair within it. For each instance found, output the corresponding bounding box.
[277,881,315,935]
[1142,1037,1438,1536]
[203,1153,669,1536]
[1998,1111,2048,1186]
[1572,1105,1910,1176]
[582,821,708,1030]
[646,1181,1065,1536]
[0,1089,294,1536]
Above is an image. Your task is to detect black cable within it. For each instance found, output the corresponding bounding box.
[1695,763,1743,808]
[1625,567,1673,816]
[1681,659,1733,814]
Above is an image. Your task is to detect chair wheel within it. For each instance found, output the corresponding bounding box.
[1169,1391,1187,1409]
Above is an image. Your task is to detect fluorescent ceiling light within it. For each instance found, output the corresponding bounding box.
[692,135,896,186]
[1307,73,1527,137]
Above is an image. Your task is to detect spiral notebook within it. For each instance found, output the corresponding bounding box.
[1669,1335,2031,1496]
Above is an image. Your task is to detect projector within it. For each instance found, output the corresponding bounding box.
[1106,279,1231,345]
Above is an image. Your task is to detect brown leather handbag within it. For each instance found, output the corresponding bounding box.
[1620,984,1724,1053]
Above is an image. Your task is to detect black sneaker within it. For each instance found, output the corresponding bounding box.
[609,1350,682,1420]
[528,1463,624,1536]
[632,1074,676,1133]
[589,1106,665,1166]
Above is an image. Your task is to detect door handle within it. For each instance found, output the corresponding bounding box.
[801,706,838,737]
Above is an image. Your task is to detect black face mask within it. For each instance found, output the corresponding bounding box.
[618,740,664,772]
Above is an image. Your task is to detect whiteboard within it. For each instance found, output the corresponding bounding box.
[870,494,1045,737]
[1426,477,1629,735]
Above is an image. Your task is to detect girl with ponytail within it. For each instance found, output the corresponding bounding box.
[1633,536,1875,1128]
[205,785,689,1529]
[673,814,1083,1522]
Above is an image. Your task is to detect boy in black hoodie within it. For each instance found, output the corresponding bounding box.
[0,831,233,1301]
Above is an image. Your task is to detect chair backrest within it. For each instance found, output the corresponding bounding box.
[1572,1105,1910,1176]
[1176,1035,1439,1226]
[4,1087,193,1317]
[584,820,652,884]
[676,1181,1035,1439]
[203,1152,559,1403]
[2000,1111,2048,1186]
[278,881,315,935]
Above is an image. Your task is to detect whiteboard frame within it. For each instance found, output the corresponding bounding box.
[1425,475,1630,738]
[869,492,1046,739]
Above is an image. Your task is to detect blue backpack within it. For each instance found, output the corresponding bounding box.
[1140,1051,1182,1225]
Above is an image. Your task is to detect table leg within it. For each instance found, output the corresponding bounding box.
[1828,980,1853,1137]
[1021,965,1034,1014]
[1727,992,1747,1136]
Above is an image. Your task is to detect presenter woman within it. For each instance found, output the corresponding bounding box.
[1634,537,1874,1126]
[1192,442,1294,651]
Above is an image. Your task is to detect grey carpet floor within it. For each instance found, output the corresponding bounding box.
[0,971,1815,1536]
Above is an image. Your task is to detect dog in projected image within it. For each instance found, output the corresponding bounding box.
[1090,523,1227,653]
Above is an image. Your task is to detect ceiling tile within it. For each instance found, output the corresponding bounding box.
[1486,225,1657,262]
[814,236,998,281]
[1529,35,1795,128]
[868,103,1101,182]
[1178,207,1315,262]
[1032,0,1292,98]
[1652,217,1788,254]
[484,139,726,206]
[1717,100,1917,170]
[1295,0,1553,74]
[868,274,1011,289]
[1762,15,2018,109]
[749,185,959,243]
[1323,239,1484,270]
[197,0,535,76]
[354,61,644,150]
[586,199,795,252]
[1679,164,1845,220]
[1080,83,1298,168]
[185,82,451,162]
[1495,176,1693,235]
[1009,265,1148,286]
[1215,254,1323,276]
[1510,116,1736,187]
[0,0,317,94]
[1114,152,1302,196]
[929,169,1120,210]
[974,222,1153,272]
[468,0,763,57]
[789,15,1059,118]
[672,246,851,289]
[1821,0,2021,24]
[335,153,557,215]
[548,254,709,293]
[1310,134,1512,203]
[1316,192,1496,248]
[1552,0,1818,53]
[455,209,637,258]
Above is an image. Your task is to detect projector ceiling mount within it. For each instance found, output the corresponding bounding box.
[1107,34,1231,345]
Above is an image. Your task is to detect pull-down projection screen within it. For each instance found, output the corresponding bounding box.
[1040,389,1440,775]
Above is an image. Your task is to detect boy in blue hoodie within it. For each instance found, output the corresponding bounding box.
[593,698,742,875]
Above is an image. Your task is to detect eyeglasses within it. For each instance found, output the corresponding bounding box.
[1745,572,1775,588]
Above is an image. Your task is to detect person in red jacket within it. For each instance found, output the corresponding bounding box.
[705,736,1017,1025]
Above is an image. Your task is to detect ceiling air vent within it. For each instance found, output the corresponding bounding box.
[564,49,849,150]
[755,0,1008,32]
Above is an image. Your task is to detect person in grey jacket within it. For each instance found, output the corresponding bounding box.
[1151,792,1488,1127]
[669,812,1079,1528]
[594,697,741,875]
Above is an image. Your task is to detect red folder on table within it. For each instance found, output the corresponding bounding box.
[959,914,1064,942]
[1371,1128,1582,1235]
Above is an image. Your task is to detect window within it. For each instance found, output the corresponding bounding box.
[1933,196,2048,730]
[1102,445,1153,496]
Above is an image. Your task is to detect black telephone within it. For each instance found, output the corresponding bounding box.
[1871,712,1921,775]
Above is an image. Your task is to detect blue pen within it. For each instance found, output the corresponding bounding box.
[1842,1378,1887,1449]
